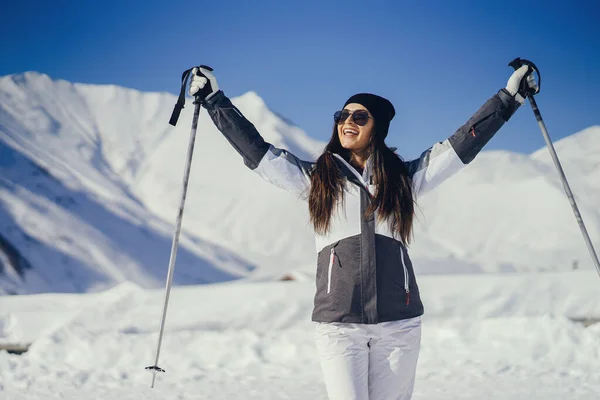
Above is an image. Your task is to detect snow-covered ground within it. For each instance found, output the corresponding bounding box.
[2,270,600,399]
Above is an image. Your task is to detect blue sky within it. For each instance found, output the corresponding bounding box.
[2,0,599,159]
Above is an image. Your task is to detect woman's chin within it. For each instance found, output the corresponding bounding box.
[340,140,358,151]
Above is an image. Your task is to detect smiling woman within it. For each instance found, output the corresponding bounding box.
[309,93,416,251]
[187,64,532,400]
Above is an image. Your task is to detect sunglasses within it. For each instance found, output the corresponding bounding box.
[333,110,372,126]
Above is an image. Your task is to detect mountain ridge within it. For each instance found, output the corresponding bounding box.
[1,71,598,294]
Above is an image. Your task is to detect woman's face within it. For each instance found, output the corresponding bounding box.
[337,103,374,154]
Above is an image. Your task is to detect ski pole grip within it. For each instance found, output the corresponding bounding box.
[193,65,214,103]
[508,57,541,95]
[169,65,214,126]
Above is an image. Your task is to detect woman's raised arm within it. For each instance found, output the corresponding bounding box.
[406,65,530,197]
[191,67,314,199]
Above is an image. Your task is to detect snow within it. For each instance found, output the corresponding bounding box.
[1,71,600,398]
[1,271,600,399]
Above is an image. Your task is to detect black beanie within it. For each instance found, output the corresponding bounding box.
[343,93,395,139]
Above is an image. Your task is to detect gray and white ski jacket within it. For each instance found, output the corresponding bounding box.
[204,89,520,324]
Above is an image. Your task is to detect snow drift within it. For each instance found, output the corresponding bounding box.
[1,271,599,399]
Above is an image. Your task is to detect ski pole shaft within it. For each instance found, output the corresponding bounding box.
[146,98,202,388]
[528,95,600,277]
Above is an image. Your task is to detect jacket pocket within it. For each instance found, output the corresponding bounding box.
[327,241,340,294]
[399,246,410,305]
[469,112,495,137]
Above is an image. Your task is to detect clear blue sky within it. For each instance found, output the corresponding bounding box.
[2,0,598,159]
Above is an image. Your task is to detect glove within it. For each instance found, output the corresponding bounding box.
[505,65,537,104]
[189,66,220,100]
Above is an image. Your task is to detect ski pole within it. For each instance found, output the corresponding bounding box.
[509,58,600,278]
[145,66,212,388]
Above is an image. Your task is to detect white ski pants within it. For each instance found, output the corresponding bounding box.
[315,317,421,400]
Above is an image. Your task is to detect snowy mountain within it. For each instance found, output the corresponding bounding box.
[0,72,598,294]
[0,72,266,294]
[412,125,600,274]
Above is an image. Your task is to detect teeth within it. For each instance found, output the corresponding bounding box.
[344,129,358,135]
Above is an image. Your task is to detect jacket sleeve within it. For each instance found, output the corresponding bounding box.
[203,91,314,198]
[405,89,521,197]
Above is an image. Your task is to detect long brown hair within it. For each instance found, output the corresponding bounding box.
[308,124,415,245]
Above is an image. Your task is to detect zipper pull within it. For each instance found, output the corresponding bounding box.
[405,289,410,305]
[330,248,336,264]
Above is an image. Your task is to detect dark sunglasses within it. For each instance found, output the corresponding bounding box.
[333,110,372,126]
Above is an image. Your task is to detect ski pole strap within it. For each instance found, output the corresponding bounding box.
[169,67,195,127]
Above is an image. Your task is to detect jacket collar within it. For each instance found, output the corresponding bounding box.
[331,153,373,188]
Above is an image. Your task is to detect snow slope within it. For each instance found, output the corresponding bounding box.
[1,71,599,294]
[411,133,600,273]
[1,271,599,399]
[0,73,256,294]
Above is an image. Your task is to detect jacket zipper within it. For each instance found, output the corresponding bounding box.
[327,241,340,295]
[399,247,410,305]
[327,248,335,294]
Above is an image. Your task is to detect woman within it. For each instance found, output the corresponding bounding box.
[189,64,530,400]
